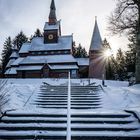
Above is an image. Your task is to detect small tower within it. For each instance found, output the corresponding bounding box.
[49,0,57,24]
[89,17,105,79]
[44,0,61,44]
[6,45,19,69]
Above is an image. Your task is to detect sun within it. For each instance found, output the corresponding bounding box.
[104,49,113,57]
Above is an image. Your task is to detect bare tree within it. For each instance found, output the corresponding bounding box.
[0,80,9,115]
[108,0,140,83]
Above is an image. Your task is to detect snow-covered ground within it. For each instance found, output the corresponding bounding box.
[0,78,140,118]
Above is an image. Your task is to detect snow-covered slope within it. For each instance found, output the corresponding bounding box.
[0,78,139,114]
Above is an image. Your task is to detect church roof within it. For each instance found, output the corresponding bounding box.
[6,59,15,69]
[19,54,76,65]
[19,43,30,54]
[11,57,25,66]
[10,51,19,58]
[30,36,72,51]
[44,20,60,30]
[5,67,17,75]
[90,18,102,51]
[76,58,89,66]
[17,66,43,71]
[48,64,78,70]
[19,35,72,53]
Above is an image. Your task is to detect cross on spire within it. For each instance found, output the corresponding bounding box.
[49,0,57,24]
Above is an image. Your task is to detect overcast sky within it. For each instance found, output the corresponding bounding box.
[0,0,128,56]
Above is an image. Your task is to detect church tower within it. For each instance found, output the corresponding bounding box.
[89,18,105,79]
[44,0,61,44]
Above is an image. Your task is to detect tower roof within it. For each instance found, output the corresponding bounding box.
[10,45,19,59]
[90,17,102,51]
[49,0,57,24]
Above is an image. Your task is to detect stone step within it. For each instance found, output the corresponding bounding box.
[36,105,67,109]
[5,112,67,117]
[71,123,139,131]
[71,131,140,139]
[71,97,101,100]
[0,123,66,131]
[38,93,67,95]
[71,113,131,118]
[33,103,67,105]
[37,95,68,97]
[36,99,67,102]
[71,95,99,97]
[34,100,67,103]
[0,123,138,131]
[36,97,67,100]
[71,103,101,106]
[71,106,101,109]
[2,116,135,124]
[1,117,67,123]
[71,117,135,124]
[0,131,66,140]
[71,100,100,103]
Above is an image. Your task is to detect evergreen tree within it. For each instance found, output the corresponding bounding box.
[1,37,12,76]
[108,0,140,83]
[73,43,88,58]
[29,29,43,42]
[102,39,115,79]
[13,31,28,50]
[33,28,43,37]
[125,34,136,73]
[115,48,127,80]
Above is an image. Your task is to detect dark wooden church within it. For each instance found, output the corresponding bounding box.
[5,0,105,79]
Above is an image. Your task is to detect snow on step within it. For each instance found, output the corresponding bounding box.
[71,130,140,137]
[0,131,66,140]
[1,84,139,139]
[2,117,67,123]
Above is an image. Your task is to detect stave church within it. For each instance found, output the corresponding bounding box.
[5,0,105,79]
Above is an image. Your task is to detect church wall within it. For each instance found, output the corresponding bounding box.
[49,70,68,78]
[79,66,89,78]
[89,50,105,79]
[17,70,42,78]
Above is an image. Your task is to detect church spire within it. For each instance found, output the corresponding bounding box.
[90,17,102,51]
[49,0,57,24]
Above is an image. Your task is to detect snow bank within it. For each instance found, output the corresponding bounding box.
[1,78,140,115]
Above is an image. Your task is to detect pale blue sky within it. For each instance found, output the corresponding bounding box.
[0,0,128,56]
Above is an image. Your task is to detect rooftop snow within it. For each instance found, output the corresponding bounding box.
[30,36,72,51]
[5,67,17,74]
[11,58,25,66]
[6,59,15,68]
[10,51,19,58]
[44,21,60,30]
[76,58,89,66]
[90,19,102,51]
[49,64,78,70]
[20,55,77,65]
[19,43,31,54]
[17,66,43,71]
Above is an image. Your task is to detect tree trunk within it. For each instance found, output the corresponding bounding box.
[136,4,140,83]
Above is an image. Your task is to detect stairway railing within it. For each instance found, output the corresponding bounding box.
[67,72,71,140]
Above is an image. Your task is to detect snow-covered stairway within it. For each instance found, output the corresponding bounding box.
[0,111,67,139]
[33,85,68,109]
[70,111,140,140]
[71,85,102,109]
[0,84,140,139]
